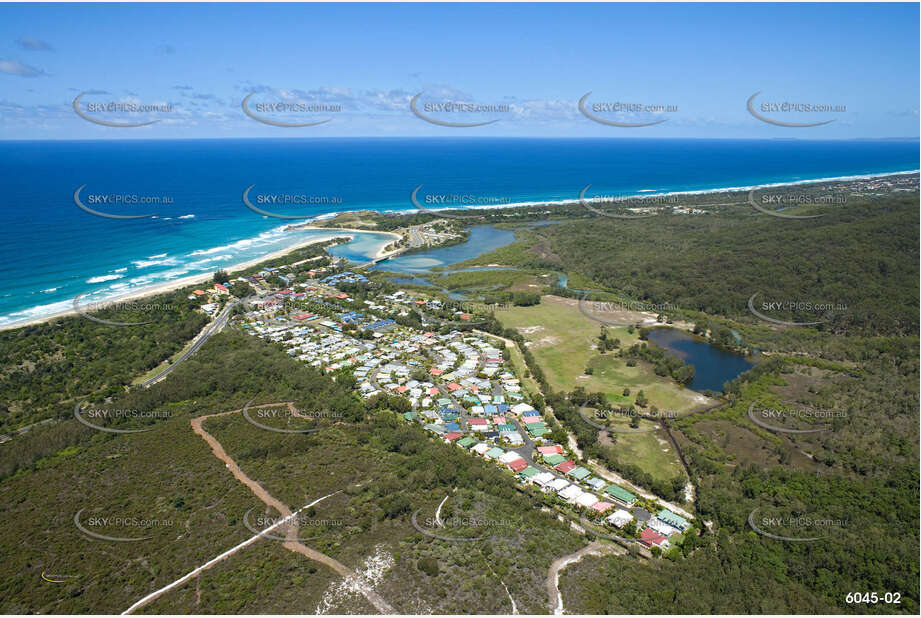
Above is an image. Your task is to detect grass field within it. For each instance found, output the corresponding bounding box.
[495,295,715,415]
[431,269,540,291]
[596,414,685,483]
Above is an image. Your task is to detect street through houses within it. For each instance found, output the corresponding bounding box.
[233,270,698,557]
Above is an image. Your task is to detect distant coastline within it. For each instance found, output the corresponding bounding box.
[375,168,920,217]
[0,229,399,332]
[0,168,915,332]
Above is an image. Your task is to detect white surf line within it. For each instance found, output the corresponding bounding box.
[121,492,339,615]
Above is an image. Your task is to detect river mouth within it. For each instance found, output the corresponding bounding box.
[371,225,516,274]
[646,327,755,393]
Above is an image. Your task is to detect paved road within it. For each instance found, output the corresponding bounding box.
[141,299,241,388]
[407,225,424,248]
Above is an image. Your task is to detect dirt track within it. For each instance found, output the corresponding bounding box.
[191,403,394,614]
[122,403,394,614]
[546,540,623,614]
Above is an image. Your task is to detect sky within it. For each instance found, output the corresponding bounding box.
[0,2,918,140]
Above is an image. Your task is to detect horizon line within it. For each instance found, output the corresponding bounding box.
[2,135,919,143]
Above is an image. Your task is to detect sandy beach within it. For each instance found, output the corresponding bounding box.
[293,226,401,258]
[1,167,912,333]
[0,228,400,333]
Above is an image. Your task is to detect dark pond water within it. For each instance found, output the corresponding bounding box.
[646,327,755,393]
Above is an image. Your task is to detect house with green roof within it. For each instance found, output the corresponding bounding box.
[525,422,548,437]
[403,411,417,422]
[543,453,566,466]
[457,436,476,449]
[497,423,516,432]
[657,508,690,531]
[605,484,637,506]
[519,466,540,480]
[485,446,505,459]
[568,466,591,481]
[425,423,445,435]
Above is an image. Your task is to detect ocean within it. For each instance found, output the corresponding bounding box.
[0,137,917,327]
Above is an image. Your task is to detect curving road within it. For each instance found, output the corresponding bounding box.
[142,299,241,388]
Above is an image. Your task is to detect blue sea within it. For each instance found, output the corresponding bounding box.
[0,138,917,327]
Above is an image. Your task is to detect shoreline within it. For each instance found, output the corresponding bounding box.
[256,169,918,222]
[288,226,401,259]
[0,231,386,333]
[390,168,920,215]
[1,169,914,332]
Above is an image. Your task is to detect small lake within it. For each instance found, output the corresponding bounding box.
[371,225,516,274]
[646,327,755,393]
[326,231,396,263]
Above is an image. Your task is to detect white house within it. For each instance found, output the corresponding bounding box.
[607,509,634,528]
[511,403,536,415]
[471,442,491,456]
[559,485,583,504]
[575,492,600,509]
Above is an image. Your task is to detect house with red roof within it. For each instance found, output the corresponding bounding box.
[555,460,577,474]
[444,432,464,442]
[446,383,462,392]
[430,368,444,376]
[468,418,488,427]
[537,445,563,455]
[640,527,670,549]
[507,458,528,473]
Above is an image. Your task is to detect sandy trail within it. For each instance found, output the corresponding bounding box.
[122,403,393,614]
[546,541,623,614]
